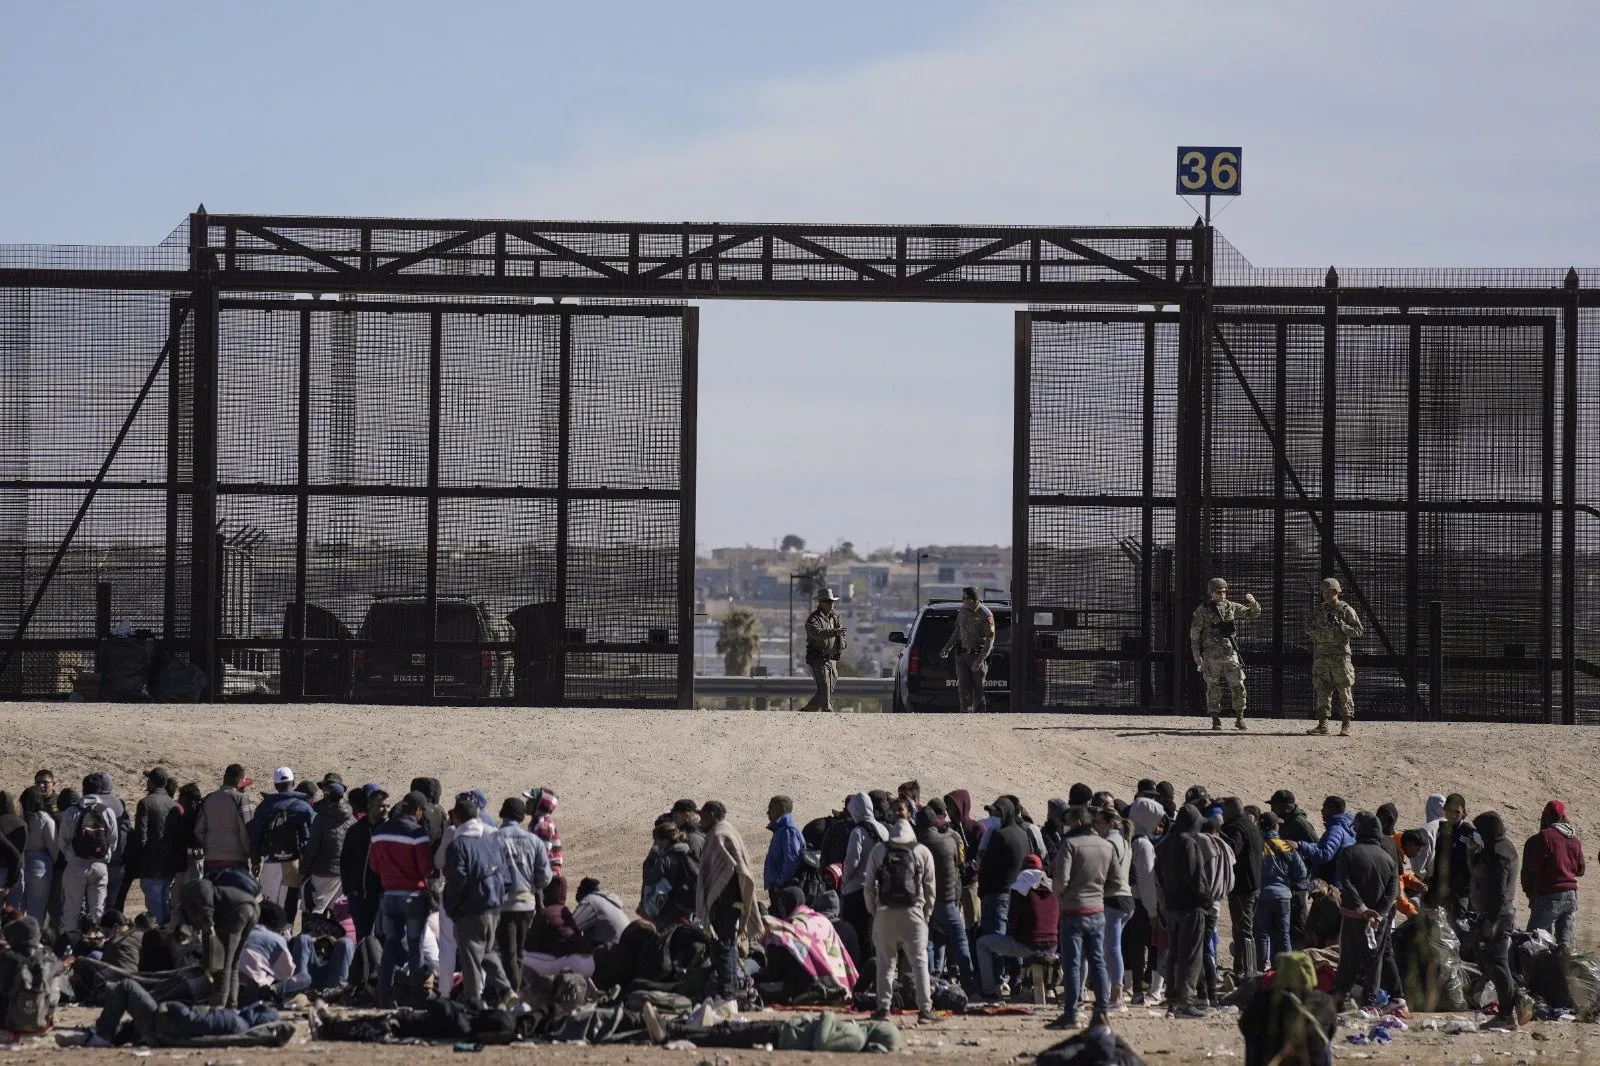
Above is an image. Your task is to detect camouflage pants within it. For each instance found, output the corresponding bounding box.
[1202,655,1247,716]
[1311,656,1355,723]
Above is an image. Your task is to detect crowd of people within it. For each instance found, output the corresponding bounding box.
[0,763,1589,1058]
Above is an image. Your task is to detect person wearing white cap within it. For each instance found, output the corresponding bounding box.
[247,767,315,918]
[800,587,847,712]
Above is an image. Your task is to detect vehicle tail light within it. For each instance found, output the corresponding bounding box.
[908,648,920,676]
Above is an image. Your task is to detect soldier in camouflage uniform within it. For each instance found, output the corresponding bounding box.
[1189,576,1261,731]
[801,587,847,712]
[1303,576,1363,736]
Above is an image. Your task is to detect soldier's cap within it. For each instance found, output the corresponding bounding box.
[1320,577,1341,593]
[815,587,839,602]
[1208,577,1228,593]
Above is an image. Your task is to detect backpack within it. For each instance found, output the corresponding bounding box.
[71,800,112,861]
[875,842,919,907]
[793,849,830,907]
[262,804,303,861]
[4,951,63,1034]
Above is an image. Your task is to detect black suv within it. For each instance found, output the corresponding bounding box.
[888,600,1011,712]
[351,596,514,702]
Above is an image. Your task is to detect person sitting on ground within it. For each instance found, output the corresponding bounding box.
[572,878,630,948]
[97,910,142,972]
[285,926,356,999]
[639,819,697,928]
[759,885,859,1004]
[975,854,1058,1001]
[82,978,282,1049]
[0,916,63,1039]
[1237,950,1337,1066]
[237,901,302,1005]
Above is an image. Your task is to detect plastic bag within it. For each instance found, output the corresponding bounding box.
[1561,950,1600,1020]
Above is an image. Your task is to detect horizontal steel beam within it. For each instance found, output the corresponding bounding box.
[693,674,893,698]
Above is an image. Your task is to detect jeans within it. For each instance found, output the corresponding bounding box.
[1059,910,1109,1020]
[1202,908,1220,1003]
[21,850,52,925]
[1255,892,1292,970]
[980,890,1015,985]
[708,893,743,1002]
[140,876,173,926]
[1529,890,1578,950]
[94,979,161,1042]
[290,932,356,991]
[931,900,976,987]
[1103,902,1132,991]
[379,891,432,1002]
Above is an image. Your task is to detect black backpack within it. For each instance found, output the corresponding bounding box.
[4,950,62,1034]
[262,805,303,861]
[71,800,112,861]
[875,842,919,907]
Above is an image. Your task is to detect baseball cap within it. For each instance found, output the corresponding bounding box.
[1023,854,1044,871]
[143,767,170,788]
[323,780,347,797]
[273,767,294,785]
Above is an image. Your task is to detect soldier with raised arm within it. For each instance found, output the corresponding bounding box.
[1189,577,1261,732]
[1303,576,1363,737]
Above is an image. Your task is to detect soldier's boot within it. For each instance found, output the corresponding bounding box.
[1306,712,1329,736]
[1211,715,1222,731]
[1339,718,1352,737]
[1234,712,1247,730]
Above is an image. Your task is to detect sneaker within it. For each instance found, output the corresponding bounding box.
[1482,1015,1518,1033]
[1306,724,1329,735]
[1045,1012,1080,1030]
[642,1001,669,1044]
[917,1009,939,1024]
[1175,1003,1210,1019]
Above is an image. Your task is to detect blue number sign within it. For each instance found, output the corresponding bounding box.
[1175,147,1242,196]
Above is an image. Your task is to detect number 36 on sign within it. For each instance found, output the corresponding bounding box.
[1175,147,1241,196]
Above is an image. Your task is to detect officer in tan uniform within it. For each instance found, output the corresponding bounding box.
[1189,576,1261,731]
[801,587,846,712]
[939,586,996,713]
[1303,576,1363,736]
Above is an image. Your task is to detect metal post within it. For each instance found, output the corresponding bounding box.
[1272,321,1287,717]
[1141,314,1156,711]
[95,583,112,640]
[1173,239,1210,715]
[1542,318,1556,722]
[1562,269,1579,724]
[1320,268,1339,579]
[676,308,699,709]
[289,307,311,699]
[1429,599,1444,721]
[1012,311,1032,712]
[163,298,183,643]
[788,575,796,677]
[188,210,220,694]
[1406,322,1421,719]
[554,310,571,706]
[423,312,442,702]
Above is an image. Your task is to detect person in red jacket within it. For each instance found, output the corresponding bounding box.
[1521,800,1585,949]
[368,791,436,1005]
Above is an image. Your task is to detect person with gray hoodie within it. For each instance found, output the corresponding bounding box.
[1048,806,1114,1030]
[1125,797,1164,1004]
[840,792,888,961]
[58,784,122,936]
[862,798,937,1023]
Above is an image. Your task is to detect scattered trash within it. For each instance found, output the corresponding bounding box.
[664,1040,697,1050]
[1532,1032,1550,1042]
[1469,1054,1485,1065]
[1444,1018,1478,1034]
[1203,1045,1235,1058]
[451,1044,483,1054]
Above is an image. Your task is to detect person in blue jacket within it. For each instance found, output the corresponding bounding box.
[1296,796,1356,885]
[764,795,806,899]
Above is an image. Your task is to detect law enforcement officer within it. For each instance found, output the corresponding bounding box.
[939,586,996,713]
[801,587,846,712]
[1303,576,1363,736]
[1189,577,1261,731]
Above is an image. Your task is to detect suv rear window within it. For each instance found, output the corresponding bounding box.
[360,602,480,643]
[913,607,1011,652]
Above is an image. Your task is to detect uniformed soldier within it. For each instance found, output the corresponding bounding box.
[1189,577,1261,731]
[801,587,847,712]
[939,586,996,713]
[1303,576,1363,737]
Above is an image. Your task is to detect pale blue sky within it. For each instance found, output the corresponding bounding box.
[5,3,1597,551]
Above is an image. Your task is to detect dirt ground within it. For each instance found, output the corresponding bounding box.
[3,705,1600,1063]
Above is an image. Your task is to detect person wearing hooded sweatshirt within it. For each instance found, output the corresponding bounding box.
[1157,804,1209,1018]
[862,798,937,1023]
[1237,950,1337,1066]
[1296,796,1355,886]
[76,773,131,914]
[58,778,123,937]
[976,853,1057,999]
[1196,818,1234,1005]
[17,786,58,926]
[1042,798,1070,867]
[247,769,315,916]
[978,798,1030,940]
[1094,807,1134,1010]
[1522,800,1585,949]
[1332,811,1398,1005]
[1255,812,1308,968]
[1219,797,1263,978]
[695,801,763,1008]
[1049,806,1113,1029]
[764,796,806,897]
[840,792,889,961]
[944,789,983,930]
[916,798,975,990]
[1470,810,1521,1031]
[299,781,353,916]
[1125,796,1164,1005]
[1417,794,1446,880]
[573,877,630,946]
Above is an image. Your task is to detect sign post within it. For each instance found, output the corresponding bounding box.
[1176,146,1242,223]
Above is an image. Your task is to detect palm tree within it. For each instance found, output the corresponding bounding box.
[717,609,763,676]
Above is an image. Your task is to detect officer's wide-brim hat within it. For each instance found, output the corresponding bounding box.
[815,587,839,601]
